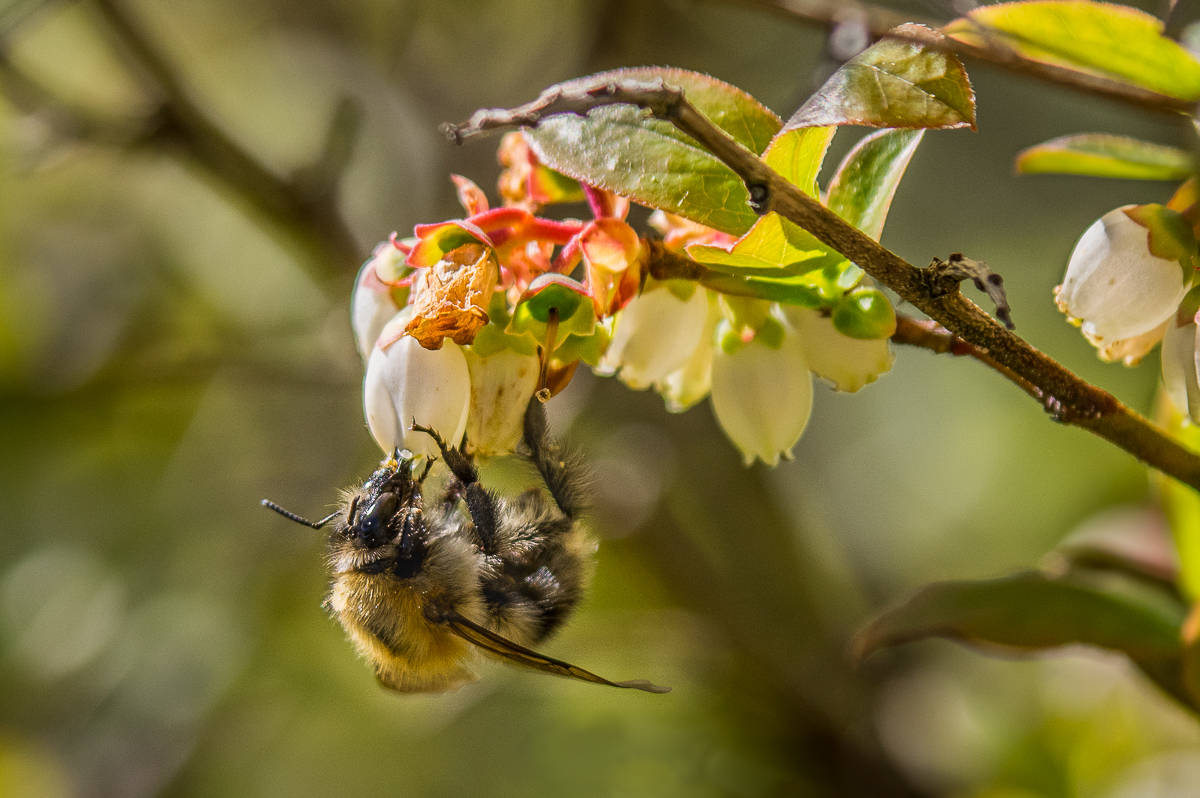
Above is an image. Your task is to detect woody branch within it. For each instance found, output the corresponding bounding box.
[444,78,1200,492]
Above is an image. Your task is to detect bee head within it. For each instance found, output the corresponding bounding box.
[337,450,433,578]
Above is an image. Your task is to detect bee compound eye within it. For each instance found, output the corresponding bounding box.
[355,492,400,547]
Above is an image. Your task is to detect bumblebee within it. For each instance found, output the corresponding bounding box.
[263,398,668,694]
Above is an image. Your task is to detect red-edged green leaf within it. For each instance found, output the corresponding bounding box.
[945,1,1200,101]
[854,570,1189,701]
[525,68,782,236]
[786,24,975,131]
[827,129,925,241]
[1017,133,1193,180]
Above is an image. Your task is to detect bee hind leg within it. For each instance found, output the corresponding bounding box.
[411,420,499,555]
[522,399,588,520]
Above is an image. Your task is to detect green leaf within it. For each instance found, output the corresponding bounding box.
[688,214,841,277]
[763,126,836,196]
[1017,133,1193,180]
[945,1,1200,101]
[855,569,1190,702]
[785,24,975,131]
[525,68,782,236]
[686,214,853,305]
[827,129,925,241]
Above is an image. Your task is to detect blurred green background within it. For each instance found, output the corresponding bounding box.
[2,0,1199,796]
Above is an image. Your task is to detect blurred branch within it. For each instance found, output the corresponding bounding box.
[891,314,1042,400]
[728,0,1195,117]
[447,80,1200,492]
[35,0,366,274]
[620,434,928,797]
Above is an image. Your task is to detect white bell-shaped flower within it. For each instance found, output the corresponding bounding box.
[710,314,813,466]
[1057,207,1191,347]
[1162,307,1200,423]
[598,282,709,389]
[351,241,408,360]
[655,291,721,412]
[785,306,893,392]
[363,315,471,459]
[464,348,540,457]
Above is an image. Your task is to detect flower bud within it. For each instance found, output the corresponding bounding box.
[464,348,539,457]
[598,281,709,390]
[363,316,471,459]
[351,240,408,360]
[785,307,894,392]
[711,314,813,466]
[1056,206,1192,347]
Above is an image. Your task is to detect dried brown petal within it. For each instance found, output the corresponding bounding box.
[405,243,499,350]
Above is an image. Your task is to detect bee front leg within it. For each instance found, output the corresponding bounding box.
[411,421,499,555]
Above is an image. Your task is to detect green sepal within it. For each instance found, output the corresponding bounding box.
[507,274,596,349]
[715,318,744,355]
[407,220,490,268]
[1123,204,1199,284]
[469,293,539,358]
[552,324,611,367]
[831,289,897,340]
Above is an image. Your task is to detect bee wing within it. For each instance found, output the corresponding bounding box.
[444,612,670,694]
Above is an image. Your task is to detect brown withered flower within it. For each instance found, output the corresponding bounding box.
[405,242,499,350]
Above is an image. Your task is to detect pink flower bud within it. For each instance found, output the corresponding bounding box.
[363,316,471,459]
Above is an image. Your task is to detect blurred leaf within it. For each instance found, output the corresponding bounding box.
[1017,134,1193,180]
[855,570,1191,702]
[945,1,1200,101]
[762,126,835,196]
[1157,399,1200,600]
[785,24,975,131]
[525,67,782,236]
[1183,603,1200,704]
[827,129,925,241]
[1045,506,1179,588]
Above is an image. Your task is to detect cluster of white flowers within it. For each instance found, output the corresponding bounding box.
[350,133,899,467]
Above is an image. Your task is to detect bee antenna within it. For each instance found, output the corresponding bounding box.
[261,499,339,529]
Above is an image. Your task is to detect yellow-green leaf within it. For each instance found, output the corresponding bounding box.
[945,1,1200,101]
[1017,133,1193,180]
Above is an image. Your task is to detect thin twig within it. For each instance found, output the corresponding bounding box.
[737,0,1195,117]
[86,0,364,273]
[444,79,1200,492]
